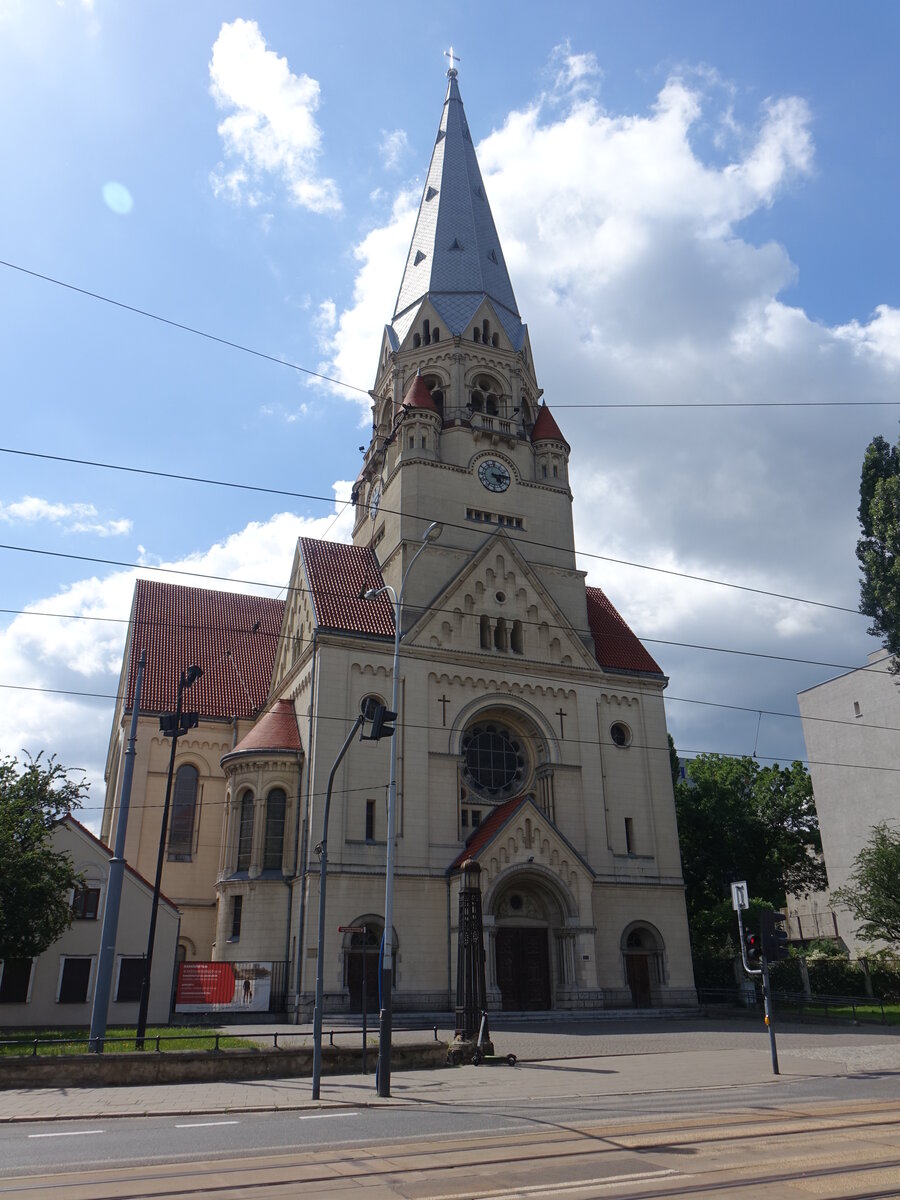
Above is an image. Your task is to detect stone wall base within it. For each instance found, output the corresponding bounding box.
[0,1041,447,1090]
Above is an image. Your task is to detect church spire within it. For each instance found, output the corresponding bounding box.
[390,62,524,351]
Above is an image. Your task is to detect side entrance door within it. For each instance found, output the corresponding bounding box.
[496,927,551,1010]
[625,953,652,1008]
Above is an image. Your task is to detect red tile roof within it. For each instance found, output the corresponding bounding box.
[585,586,664,676]
[125,579,283,717]
[300,539,394,637]
[223,699,302,760]
[531,403,568,447]
[449,796,527,871]
[402,372,440,414]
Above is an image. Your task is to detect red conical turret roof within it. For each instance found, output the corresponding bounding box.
[531,402,568,448]
[402,371,440,414]
[222,699,302,763]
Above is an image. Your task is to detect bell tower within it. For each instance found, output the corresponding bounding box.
[352,64,587,639]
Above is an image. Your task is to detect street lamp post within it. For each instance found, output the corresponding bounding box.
[364,520,442,1098]
[135,664,203,1046]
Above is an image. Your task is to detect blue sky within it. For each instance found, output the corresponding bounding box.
[1,0,899,828]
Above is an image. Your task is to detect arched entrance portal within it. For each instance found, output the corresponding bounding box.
[622,924,665,1008]
[490,873,566,1011]
[343,919,390,1014]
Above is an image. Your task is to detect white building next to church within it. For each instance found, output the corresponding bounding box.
[797,648,899,954]
[102,65,695,1019]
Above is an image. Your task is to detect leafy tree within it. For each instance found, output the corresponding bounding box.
[0,753,87,960]
[833,822,900,945]
[857,434,900,671]
[675,754,825,954]
[667,733,681,792]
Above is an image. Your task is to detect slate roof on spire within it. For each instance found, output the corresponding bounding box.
[392,70,525,350]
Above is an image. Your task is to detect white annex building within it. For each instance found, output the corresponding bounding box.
[102,67,695,1019]
[797,648,899,954]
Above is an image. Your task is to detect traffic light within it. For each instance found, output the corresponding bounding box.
[761,909,790,961]
[744,926,761,964]
[368,703,397,741]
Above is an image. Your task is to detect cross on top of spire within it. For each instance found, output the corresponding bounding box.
[444,46,460,76]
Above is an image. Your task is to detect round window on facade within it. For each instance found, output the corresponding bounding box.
[610,722,632,748]
[461,722,529,800]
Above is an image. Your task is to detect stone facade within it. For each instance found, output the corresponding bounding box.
[102,67,695,1019]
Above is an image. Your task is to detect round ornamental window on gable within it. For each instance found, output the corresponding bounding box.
[461,722,529,800]
[610,722,632,748]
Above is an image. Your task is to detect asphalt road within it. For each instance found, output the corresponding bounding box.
[3,1068,900,1179]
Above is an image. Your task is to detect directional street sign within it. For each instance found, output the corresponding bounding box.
[731,880,749,911]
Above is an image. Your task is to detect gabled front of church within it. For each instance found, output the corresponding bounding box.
[103,67,695,1017]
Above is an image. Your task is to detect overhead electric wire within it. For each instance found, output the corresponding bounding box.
[3,257,900,410]
[3,665,897,737]
[0,596,890,679]
[0,442,865,616]
[0,259,369,396]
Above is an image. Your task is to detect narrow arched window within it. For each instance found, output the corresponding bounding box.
[494,617,508,652]
[168,764,198,860]
[413,333,421,348]
[511,620,524,654]
[432,327,440,342]
[482,319,490,343]
[473,327,481,343]
[480,614,491,650]
[236,793,254,871]
[423,318,430,342]
[264,789,286,871]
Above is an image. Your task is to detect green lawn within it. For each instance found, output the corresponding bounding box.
[0,1027,258,1056]
[773,1000,900,1025]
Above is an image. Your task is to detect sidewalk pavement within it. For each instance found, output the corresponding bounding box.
[2,1017,899,1123]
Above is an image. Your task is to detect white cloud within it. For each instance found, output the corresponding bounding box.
[314,64,895,764]
[378,128,409,171]
[549,41,602,98]
[209,18,341,214]
[0,496,131,537]
[0,492,355,828]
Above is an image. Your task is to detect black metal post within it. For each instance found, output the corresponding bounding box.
[761,955,780,1075]
[362,949,368,1075]
[312,712,365,1100]
[135,666,201,1046]
[454,860,492,1053]
[89,650,145,1052]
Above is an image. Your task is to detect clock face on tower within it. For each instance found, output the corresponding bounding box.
[477,459,511,493]
[368,482,382,520]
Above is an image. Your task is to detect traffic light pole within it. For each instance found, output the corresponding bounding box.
[760,955,780,1075]
[736,905,779,1076]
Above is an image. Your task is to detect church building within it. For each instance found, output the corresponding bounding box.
[102,65,695,1018]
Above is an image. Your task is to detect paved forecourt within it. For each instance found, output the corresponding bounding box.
[2,1017,900,1123]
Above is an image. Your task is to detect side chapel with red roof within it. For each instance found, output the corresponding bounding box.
[103,64,695,1017]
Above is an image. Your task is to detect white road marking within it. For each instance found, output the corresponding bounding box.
[28,1129,104,1139]
[425,1169,683,1200]
[299,1112,360,1120]
[175,1120,241,1128]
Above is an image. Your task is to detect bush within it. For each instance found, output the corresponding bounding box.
[692,954,739,990]
[806,957,866,995]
